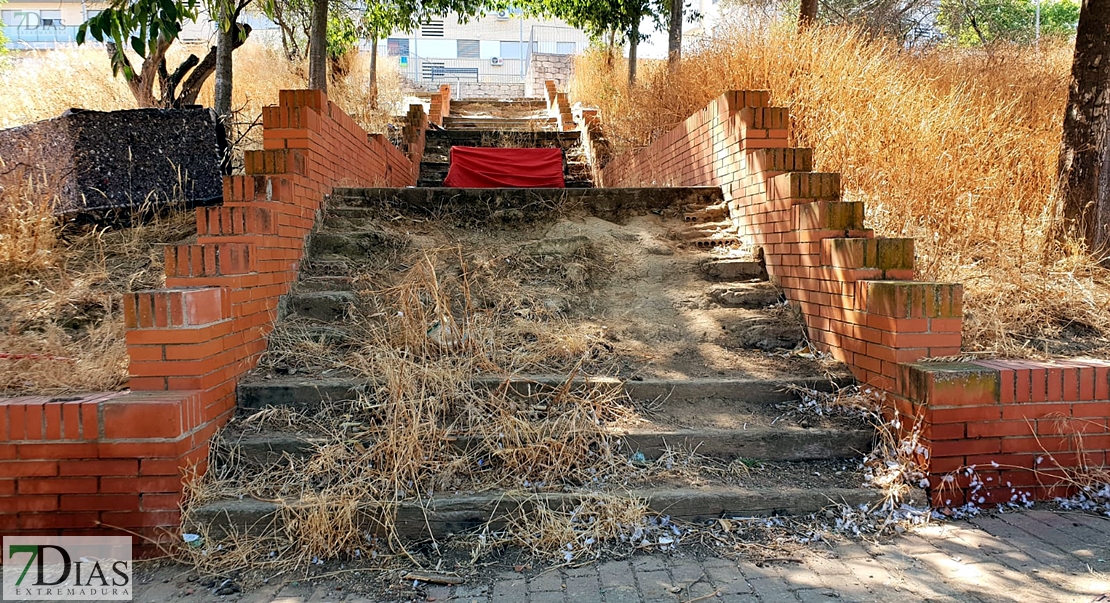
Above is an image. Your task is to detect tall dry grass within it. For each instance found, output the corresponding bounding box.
[574,22,1109,356]
[0,41,400,135]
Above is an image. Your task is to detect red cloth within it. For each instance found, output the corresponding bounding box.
[443,146,565,188]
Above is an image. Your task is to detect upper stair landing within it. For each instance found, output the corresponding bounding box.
[417,84,594,188]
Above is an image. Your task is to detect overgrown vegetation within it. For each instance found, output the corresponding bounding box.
[0,40,402,133]
[0,40,406,393]
[574,22,1110,357]
[0,172,196,393]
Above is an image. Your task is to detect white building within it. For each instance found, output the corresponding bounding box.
[382,9,588,97]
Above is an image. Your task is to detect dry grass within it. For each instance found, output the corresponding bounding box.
[0,188,196,394]
[179,245,660,572]
[0,41,406,394]
[573,22,1110,357]
[0,167,58,273]
[0,41,401,137]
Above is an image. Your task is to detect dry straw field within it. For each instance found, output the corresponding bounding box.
[573,22,1110,358]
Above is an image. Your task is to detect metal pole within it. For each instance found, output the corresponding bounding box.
[519,12,524,79]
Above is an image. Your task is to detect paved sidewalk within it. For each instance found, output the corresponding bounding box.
[129,509,1110,603]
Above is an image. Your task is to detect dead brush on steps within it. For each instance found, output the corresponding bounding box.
[573,23,1110,358]
[179,248,670,574]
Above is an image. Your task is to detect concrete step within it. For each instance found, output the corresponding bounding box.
[671,221,735,239]
[329,187,724,223]
[450,99,548,114]
[236,373,852,410]
[707,282,784,308]
[442,116,559,131]
[415,179,595,189]
[187,482,880,540]
[285,291,359,322]
[699,258,768,282]
[223,418,871,468]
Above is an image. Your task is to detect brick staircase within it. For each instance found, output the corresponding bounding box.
[188,181,878,540]
[7,80,1105,548]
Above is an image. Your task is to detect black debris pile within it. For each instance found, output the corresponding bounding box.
[0,107,222,215]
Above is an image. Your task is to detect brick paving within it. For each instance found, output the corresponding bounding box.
[126,510,1109,603]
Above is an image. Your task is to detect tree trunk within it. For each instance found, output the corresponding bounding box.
[627,23,639,87]
[799,0,818,30]
[108,37,172,107]
[369,33,379,110]
[606,29,616,68]
[175,24,251,107]
[308,0,328,92]
[214,1,234,120]
[1055,0,1110,258]
[668,0,682,68]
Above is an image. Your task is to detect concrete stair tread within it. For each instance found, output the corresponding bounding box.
[707,282,784,308]
[223,419,871,467]
[699,258,768,282]
[187,478,880,539]
[236,373,853,409]
[329,187,724,222]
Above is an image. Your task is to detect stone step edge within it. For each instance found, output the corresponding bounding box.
[223,425,874,465]
[236,374,854,409]
[187,486,881,539]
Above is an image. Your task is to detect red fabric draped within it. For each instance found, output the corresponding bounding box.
[443,146,565,188]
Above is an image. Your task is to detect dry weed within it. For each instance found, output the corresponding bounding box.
[180,243,714,573]
[573,22,1110,357]
[0,167,58,273]
[0,203,195,394]
[2,41,402,139]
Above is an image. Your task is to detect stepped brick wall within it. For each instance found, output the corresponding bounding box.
[544,81,574,131]
[429,85,452,128]
[601,90,1110,507]
[2,90,421,547]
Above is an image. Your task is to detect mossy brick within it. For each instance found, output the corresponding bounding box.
[858,281,962,318]
[898,362,999,408]
[768,172,841,200]
[797,201,864,232]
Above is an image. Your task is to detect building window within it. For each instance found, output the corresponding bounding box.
[40,10,62,28]
[421,19,444,37]
[499,41,523,60]
[387,38,410,56]
[2,10,35,28]
[556,41,576,54]
[457,39,480,59]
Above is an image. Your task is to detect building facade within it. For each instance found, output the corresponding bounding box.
[384,9,588,98]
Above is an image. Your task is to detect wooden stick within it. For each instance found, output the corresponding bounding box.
[402,572,465,585]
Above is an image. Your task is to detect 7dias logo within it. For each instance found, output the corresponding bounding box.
[3,536,132,601]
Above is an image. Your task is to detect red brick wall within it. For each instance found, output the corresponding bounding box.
[429,84,451,128]
[2,90,419,546]
[601,90,1110,506]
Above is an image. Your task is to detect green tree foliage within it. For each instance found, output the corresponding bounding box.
[0,0,10,58]
[77,0,251,107]
[527,0,665,84]
[78,0,198,78]
[938,0,1080,45]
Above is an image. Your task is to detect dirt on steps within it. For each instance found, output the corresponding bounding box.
[269,209,827,381]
